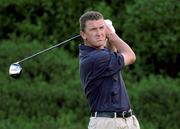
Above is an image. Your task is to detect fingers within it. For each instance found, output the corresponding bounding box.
[104,19,115,33]
[104,19,117,52]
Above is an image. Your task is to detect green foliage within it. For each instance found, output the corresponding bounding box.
[122,0,180,78]
[128,75,180,129]
[0,0,115,53]
[0,39,89,128]
[0,0,180,128]
[0,0,179,78]
[0,0,81,41]
[1,40,179,129]
[0,114,87,129]
[85,1,113,19]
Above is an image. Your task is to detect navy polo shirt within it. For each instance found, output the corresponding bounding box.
[79,44,131,112]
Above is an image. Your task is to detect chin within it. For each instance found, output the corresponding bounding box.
[96,44,105,49]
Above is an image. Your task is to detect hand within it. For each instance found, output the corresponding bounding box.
[104,19,115,35]
[106,40,117,52]
[104,19,117,52]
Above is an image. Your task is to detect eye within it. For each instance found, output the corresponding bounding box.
[89,27,96,31]
[91,28,96,31]
[99,26,104,30]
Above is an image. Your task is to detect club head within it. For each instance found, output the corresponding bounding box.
[9,63,22,79]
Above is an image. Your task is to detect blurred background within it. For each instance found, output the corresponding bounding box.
[0,0,179,129]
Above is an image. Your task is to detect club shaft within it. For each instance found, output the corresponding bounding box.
[15,35,80,64]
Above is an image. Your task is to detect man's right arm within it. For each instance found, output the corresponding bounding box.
[104,20,136,66]
[106,33,136,66]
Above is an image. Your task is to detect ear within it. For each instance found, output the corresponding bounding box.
[80,31,86,40]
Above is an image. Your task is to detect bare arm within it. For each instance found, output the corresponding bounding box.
[106,39,117,52]
[104,19,136,66]
[107,32,136,66]
[104,19,136,65]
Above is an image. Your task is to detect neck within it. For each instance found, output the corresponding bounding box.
[84,42,105,49]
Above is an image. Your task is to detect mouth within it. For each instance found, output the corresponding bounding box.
[97,39,102,42]
[97,38,105,42]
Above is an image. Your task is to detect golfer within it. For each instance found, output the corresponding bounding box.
[79,11,140,129]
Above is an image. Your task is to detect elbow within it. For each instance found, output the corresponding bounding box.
[122,52,136,66]
[128,53,136,65]
[131,53,136,63]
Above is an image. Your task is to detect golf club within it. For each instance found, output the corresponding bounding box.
[9,35,81,79]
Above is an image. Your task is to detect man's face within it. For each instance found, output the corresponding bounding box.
[80,19,106,49]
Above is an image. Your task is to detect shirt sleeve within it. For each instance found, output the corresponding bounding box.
[92,51,125,79]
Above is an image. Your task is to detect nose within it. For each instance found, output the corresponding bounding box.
[96,29,101,36]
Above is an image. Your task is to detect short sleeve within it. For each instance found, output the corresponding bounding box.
[92,51,124,79]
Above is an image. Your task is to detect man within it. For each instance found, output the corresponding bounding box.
[79,11,140,129]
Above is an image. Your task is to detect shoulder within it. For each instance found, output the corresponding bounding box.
[92,49,111,61]
[94,50,125,67]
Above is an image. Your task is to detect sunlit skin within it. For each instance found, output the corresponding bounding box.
[80,18,136,65]
[80,19,107,49]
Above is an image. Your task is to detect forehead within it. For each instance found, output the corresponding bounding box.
[85,19,105,29]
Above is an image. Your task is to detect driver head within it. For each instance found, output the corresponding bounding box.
[9,63,22,79]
